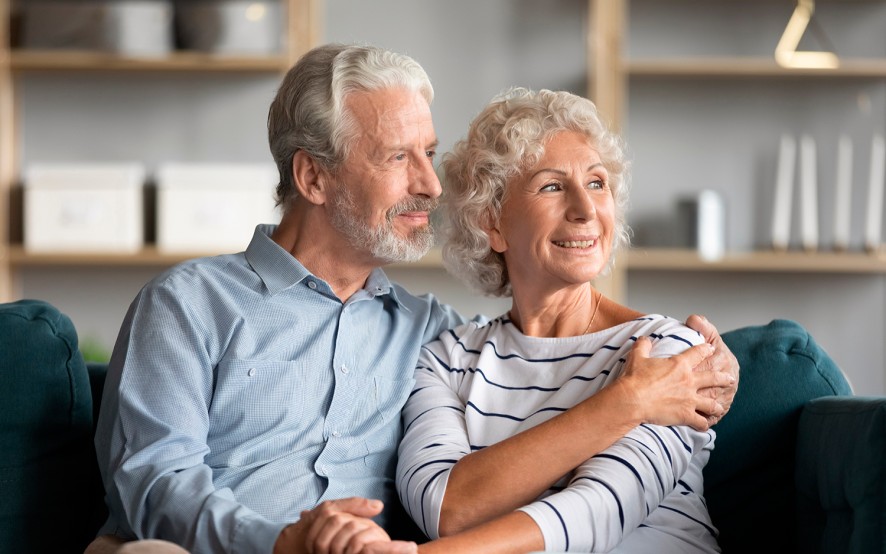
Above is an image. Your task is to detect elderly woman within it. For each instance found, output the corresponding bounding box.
[396,88,724,553]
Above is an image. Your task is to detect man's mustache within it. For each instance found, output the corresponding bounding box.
[387,197,439,221]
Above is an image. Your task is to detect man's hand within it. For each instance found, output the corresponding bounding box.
[275,498,417,554]
[685,314,740,426]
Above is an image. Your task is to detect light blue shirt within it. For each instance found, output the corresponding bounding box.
[95,224,467,554]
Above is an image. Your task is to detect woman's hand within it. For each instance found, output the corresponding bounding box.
[275,498,417,554]
[685,314,740,426]
[618,337,735,431]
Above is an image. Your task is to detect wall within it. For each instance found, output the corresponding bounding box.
[17,0,885,394]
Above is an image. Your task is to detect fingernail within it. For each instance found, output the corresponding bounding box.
[369,499,383,509]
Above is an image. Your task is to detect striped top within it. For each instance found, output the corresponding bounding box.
[397,314,720,553]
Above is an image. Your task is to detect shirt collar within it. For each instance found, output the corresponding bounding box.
[244,224,408,310]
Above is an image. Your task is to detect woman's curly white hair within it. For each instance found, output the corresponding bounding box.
[440,87,631,298]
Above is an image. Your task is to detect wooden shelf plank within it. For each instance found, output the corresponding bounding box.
[626,248,886,273]
[8,245,448,269]
[627,57,886,78]
[10,50,289,72]
[10,245,886,275]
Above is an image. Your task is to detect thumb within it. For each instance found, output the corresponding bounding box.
[327,497,385,518]
[629,335,653,360]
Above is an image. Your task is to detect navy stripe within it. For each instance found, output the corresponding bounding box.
[403,404,464,434]
[665,426,693,454]
[571,476,625,529]
[419,468,450,535]
[540,500,570,550]
[466,400,567,422]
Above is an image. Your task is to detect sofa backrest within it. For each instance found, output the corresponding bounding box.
[0,299,107,552]
[709,318,852,552]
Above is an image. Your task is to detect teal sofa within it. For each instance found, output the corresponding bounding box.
[1,299,885,553]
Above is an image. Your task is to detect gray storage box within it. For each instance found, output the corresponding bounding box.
[175,0,282,54]
[20,0,173,57]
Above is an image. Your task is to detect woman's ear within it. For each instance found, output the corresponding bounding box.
[292,150,330,205]
[484,212,508,253]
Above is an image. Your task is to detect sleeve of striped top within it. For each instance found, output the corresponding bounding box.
[516,325,712,552]
[396,327,471,540]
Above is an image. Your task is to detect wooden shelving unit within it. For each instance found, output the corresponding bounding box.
[2,0,885,307]
[0,0,320,302]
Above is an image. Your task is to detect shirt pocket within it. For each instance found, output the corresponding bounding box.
[351,375,415,472]
[208,358,330,466]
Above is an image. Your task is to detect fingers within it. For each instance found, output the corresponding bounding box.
[672,341,715,371]
[694,366,736,390]
[359,541,418,554]
[302,498,388,554]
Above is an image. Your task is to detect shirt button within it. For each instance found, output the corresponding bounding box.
[332,430,341,437]
[340,365,349,374]
[247,368,256,377]
[307,281,317,290]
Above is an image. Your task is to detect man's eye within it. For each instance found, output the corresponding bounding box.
[426,150,436,159]
[394,153,407,161]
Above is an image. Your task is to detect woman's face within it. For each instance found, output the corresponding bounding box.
[487,130,614,293]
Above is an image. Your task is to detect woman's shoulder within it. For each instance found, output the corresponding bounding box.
[626,314,705,347]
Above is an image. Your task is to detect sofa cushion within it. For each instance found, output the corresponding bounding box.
[708,319,852,552]
[796,396,886,553]
[0,299,105,551]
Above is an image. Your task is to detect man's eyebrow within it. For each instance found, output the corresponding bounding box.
[530,162,604,179]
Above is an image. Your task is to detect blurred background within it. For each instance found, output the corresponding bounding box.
[2,0,885,394]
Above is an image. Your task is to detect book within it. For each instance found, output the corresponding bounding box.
[772,134,796,251]
[833,134,853,251]
[799,135,819,252]
[865,134,885,252]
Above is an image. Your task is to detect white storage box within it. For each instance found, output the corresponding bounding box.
[20,1,173,57]
[175,1,282,55]
[24,163,146,253]
[155,163,279,253]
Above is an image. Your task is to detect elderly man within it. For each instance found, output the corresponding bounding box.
[89,43,738,554]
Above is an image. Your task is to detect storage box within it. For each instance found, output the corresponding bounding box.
[20,1,173,57]
[155,163,279,253]
[175,1,282,55]
[24,163,146,253]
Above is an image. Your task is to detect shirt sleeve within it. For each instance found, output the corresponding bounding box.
[396,328,470,539]
[106,281,285,553]
[517,323,712,552]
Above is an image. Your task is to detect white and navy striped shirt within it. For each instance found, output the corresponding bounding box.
[397,314,720,553]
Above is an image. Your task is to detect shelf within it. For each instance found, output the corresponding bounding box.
[10,245,886,275]
[7,245,447,269]
[10,50,289,72]
[627,57,886,78]
[626,248,886,274]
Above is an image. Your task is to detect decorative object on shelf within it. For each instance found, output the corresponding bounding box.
[865,134,885,253]
[676,190,725,262]
[774,0,839,70]
[23,163,146,253]
[19,0,174,58]
[155,163,280,254]
[772,134,796,251]
[833,134,853,252]
[174,0,282,55]
[799,135,819,252]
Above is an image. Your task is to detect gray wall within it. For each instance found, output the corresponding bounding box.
[17,0,886,394]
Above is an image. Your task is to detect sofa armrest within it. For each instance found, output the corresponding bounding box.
[795,396,886,554]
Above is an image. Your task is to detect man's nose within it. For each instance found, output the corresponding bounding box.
[411,155,442,199]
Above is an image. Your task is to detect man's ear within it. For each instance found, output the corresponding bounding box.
[292,150,330,205]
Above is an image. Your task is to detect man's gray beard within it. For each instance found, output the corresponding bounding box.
[329,185,437,263]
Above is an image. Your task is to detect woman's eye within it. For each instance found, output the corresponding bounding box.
[588,179,605,190]
[540,182,561,192]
